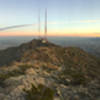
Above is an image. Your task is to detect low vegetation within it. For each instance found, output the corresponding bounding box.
[19,64,33,71]
[0,69,24,87]
[24,84,55,100]
[60,69,88,85]
[0,64,33,87]
[71,72,88,85]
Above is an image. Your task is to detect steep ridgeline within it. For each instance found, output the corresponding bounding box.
[0,39,56,66]
[0,39,100,100]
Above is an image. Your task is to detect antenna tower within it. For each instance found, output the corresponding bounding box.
[38,9,41,38]
[44,8,47,40]
[37,8,48,42]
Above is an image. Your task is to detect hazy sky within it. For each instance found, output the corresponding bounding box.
[0,0,100,37]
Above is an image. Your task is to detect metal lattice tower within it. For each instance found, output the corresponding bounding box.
[37,8,48,42]
[44,8,47,40]
[38,9,41,38]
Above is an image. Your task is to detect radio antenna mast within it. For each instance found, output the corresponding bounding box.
[44,8,47,40]
[38,9,41,38]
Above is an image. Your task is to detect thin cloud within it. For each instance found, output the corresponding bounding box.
[48,20,100,25]
[48,22,67,25]
[79,20,100,23]
[0,24,33,31]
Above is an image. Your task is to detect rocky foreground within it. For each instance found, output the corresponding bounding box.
[0,39,100,100]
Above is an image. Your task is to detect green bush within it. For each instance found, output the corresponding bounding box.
[24,84,55,100]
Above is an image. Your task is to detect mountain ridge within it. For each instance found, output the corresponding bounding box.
[0,39,100,100]
[0,39,99,67]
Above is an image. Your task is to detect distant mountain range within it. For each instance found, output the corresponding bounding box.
[0,37,100,58]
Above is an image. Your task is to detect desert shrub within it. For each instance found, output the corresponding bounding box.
[0,64,34,87]
[24,84,55,100]
[0,73,10,86]
[71,72,87,85]
[19,64,33,71]
[0,69,24,87]
[61,69,87,85]
[0,69,23,80]
[0,73,9,87]
[42,65,53,72]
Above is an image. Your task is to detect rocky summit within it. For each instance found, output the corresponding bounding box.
[0,39,100,100]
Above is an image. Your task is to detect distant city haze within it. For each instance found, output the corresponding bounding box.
[0,0,100,37]
[0,36,100,58]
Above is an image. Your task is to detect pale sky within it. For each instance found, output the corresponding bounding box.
[0,0,100,37]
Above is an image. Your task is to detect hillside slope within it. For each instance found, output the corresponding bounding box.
[0,39,100,100]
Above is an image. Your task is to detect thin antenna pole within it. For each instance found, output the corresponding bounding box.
[38,9,40,38]
[44,8,47,40]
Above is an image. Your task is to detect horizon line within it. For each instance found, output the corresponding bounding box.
[0,35,99,38]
